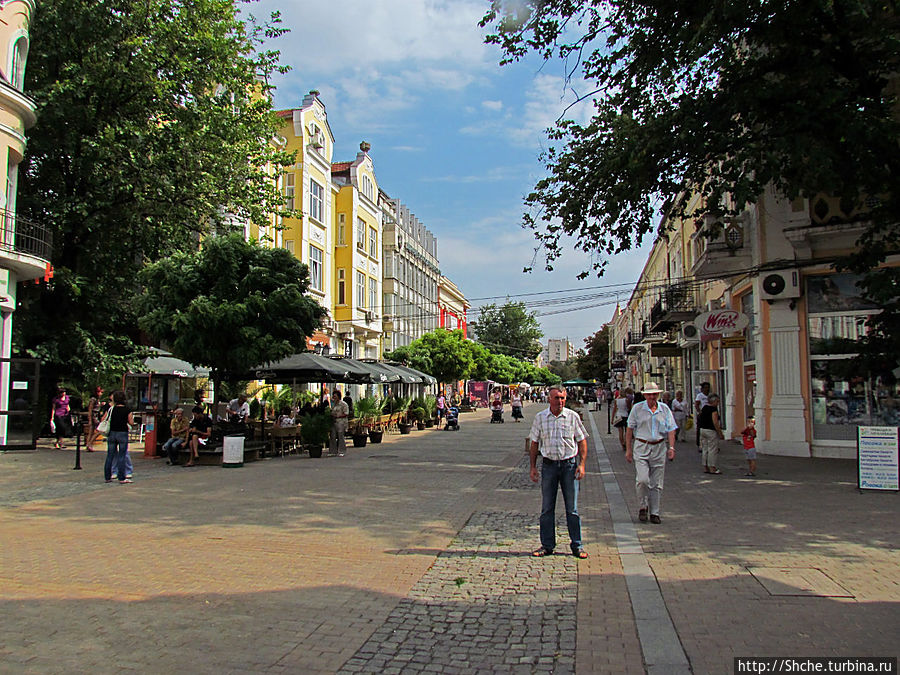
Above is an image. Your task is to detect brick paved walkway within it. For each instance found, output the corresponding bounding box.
[1,404,897,674]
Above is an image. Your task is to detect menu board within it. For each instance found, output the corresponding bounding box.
[857,427,899,491]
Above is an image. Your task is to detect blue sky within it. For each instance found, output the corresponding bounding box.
[249,0,653,348]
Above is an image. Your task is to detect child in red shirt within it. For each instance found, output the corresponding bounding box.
[741,417,757,477]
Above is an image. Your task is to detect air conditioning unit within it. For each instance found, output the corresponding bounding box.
[364,310,374,323]
[759,269,801,301]
[679,323,700,343]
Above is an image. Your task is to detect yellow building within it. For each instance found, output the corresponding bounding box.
[268,90,338,351]
[331,142,382,359]
[0,0,50,449]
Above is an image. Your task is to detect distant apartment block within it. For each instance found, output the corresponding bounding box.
[543,339,575,363]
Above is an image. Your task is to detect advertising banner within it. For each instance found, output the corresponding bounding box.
[857,426,899,491]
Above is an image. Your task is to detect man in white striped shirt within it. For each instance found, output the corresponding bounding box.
[528,385,589,559]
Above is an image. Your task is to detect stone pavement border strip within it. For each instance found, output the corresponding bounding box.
[586,411,692,674]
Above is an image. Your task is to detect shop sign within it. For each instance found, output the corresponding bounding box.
[721,336,747,349]
[857,427,899,491]
[694,309,749,337]
[650,343,682,357]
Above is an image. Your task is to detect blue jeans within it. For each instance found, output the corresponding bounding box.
[105,431,129,481]
[163,437,185,463]
[539,457,582,552]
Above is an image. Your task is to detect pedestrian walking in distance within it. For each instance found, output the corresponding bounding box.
[625,382,677,524]
[528,385,589,559]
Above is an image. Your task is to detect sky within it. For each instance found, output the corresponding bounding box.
[248,0,654,349]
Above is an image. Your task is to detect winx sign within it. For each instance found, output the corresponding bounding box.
[694,309,749,337]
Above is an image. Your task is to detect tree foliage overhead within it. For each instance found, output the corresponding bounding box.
[481,1,900,277]
[576,326,609,381]
[469,300,543,360]
[15,0,293,384]
[138,234,327,396]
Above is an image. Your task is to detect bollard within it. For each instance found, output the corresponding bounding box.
[73,412,82,470]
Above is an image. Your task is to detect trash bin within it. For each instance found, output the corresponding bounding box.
[223,435,244,468]
[143,411,158,458]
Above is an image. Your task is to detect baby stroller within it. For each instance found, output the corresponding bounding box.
[444,406,460,431]
[490,401,504,423]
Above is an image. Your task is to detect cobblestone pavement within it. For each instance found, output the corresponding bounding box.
[338,512,577,674]
[1,404,897,674]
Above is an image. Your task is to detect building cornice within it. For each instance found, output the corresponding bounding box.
[0,80,36,128]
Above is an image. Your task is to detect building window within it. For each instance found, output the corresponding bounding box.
[369,278,377,313]
[357,218,366,251]
[309,244,323,292]
[283,172,295,211]
[337,268,346,305]
[309,178,324,223]
[284,239,294,254]
[807,273,888,442]
[369,227,377,258]
[361,175,376,201]
[338,214,346,245]
[10,37,28,90]
[741,291,756,363]
[356,271,366,308]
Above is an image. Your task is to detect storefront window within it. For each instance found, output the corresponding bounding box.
[807,273,893,441]
[741,291,756,362]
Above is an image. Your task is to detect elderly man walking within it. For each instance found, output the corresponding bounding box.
[625,382,678,524]
[528,385,589,559]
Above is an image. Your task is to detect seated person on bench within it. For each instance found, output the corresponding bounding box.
[163,408,189,465]
[185,406,212,467]
[226,394,250,424]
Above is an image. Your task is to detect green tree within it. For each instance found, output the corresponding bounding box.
[386,329,474,387]
[547,360,579,383]
[469,300,543,360]
[577,326,609,381]
[15,0,293,386]
[138,234,327,401]
[481,1,899,277]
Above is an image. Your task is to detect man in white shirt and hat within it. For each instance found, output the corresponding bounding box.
[625,381,678,524]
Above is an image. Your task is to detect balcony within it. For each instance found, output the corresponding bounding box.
[691,214,752,278]
[624,330,645,354]
[640,320,668,344]
[0,208,53,277]
[649,282,699,331]
[782,193,878,259]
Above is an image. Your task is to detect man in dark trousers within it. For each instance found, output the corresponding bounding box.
[528,385,589,559]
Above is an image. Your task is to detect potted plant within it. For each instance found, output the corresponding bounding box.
[367,397,386,444]
[299,410,331,458]
[410,404,427,430]
[392,395,413,434]
[423,395,437,427]
[351,396,381,447]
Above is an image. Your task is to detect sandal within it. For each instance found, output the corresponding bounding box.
[573,548,588,559]
[710,469,722,475]
[531,547,553,557]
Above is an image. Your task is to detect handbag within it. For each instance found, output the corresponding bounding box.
[97,408,111,435]
[684,415,694,431]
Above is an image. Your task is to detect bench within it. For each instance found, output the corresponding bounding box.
[173,439,265,465]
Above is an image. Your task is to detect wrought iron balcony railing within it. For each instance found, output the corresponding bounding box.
[0,208,52,262]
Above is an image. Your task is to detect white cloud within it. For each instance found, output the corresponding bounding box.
[482,100,503,111]
[253,1,493,75]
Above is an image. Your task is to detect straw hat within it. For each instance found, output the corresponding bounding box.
[641,382,664,394]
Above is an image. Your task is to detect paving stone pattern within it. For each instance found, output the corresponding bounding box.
[339,512,577,674]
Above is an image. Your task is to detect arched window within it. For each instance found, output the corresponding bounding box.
[10,36,29,89]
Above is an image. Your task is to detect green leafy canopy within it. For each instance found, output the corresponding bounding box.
[481,1,900,278]
[15,0,294,387]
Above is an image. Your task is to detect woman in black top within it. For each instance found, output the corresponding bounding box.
[698,393,725,474]
[103,390,134,483]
